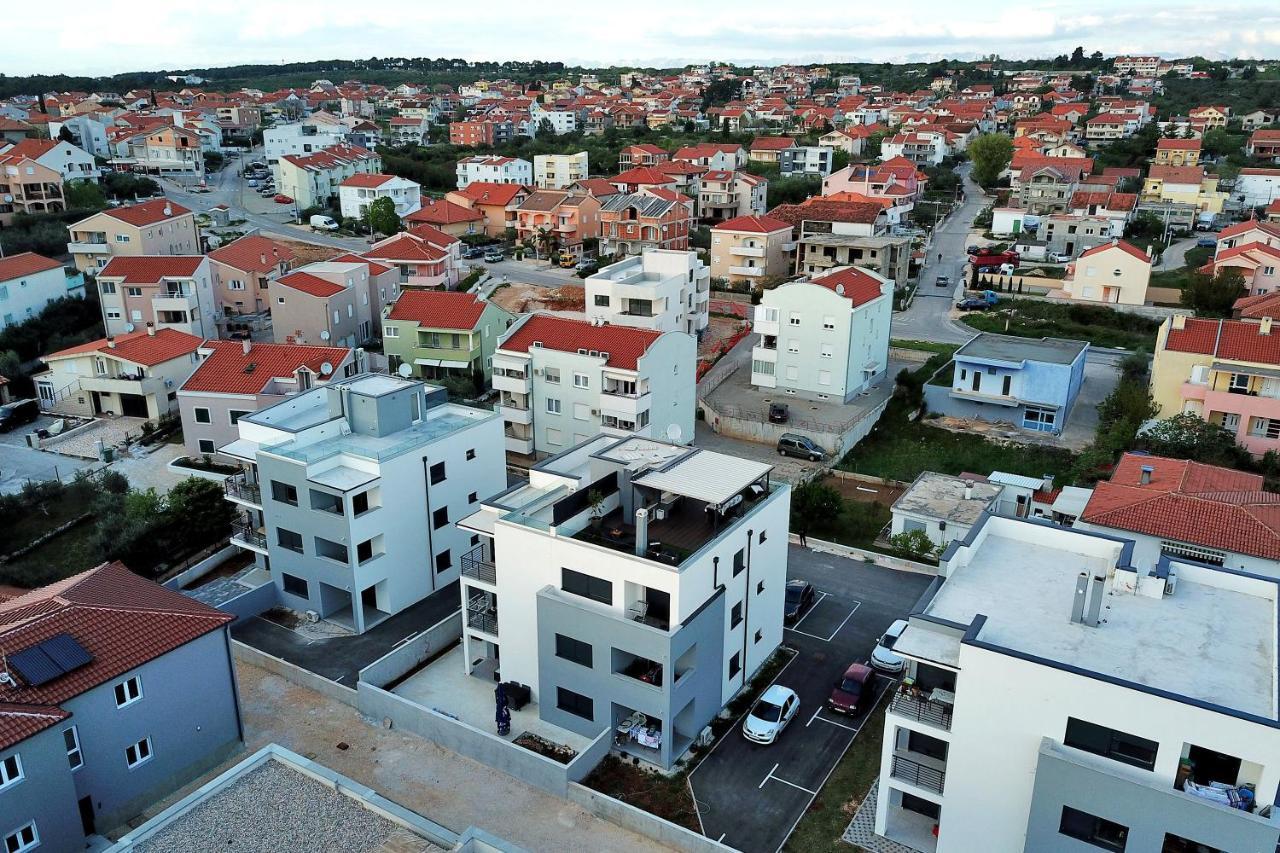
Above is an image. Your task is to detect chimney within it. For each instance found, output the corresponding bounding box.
[1171,314,1186,330]
[242,338,252,355]
[146,322,155,336]
[1042,473,1055,492]
[260,252,267,266]
[1262,317,1274,336]
[963,479,974,500]
[1139,465,1153,485]
[634,507,650,557]
[106,336,116,349]
[1084,574,1106,627]
[1071,572,1089,624]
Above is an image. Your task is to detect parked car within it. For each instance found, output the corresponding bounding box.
[870,619,909,673]
[970,249,1020,270]
[777,433,825,461]
[246,179,259,188]
[966,244,981,254]
[769,402,789,423]
[827,663,875,715]
[1196,235,1217,248]
[1047,252,1072,263]
[309,214,339,232]
[273,194,293,204]
[484,249,504,263]
[575,259,598,272]
[783,579,816,624]
[935,275,951,288]
[955,298,990,311]
[742,684,800,745]
[0,399,39,432]
[462,246,486,259]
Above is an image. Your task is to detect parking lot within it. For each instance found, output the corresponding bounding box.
[0,414,95,494]
[688,546,934,853]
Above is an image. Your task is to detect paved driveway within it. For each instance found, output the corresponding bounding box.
[0,415,95,493]
[688,547,934,853]
[469,258,583,287]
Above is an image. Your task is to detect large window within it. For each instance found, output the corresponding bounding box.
[429,461,447,484]
[281,573,308,597]
[63,726,82,770]
[1059,806,1128,851]
[1023,405,1057,432]
[555,634,593,668]
[556,687,593,720]
[432,506,449,530]
[0,754,22,790]
[561,568,612,605]
[276,528,304,553]
[3,823,38,853]
[270,480,298,506]
[1064,718,1158,770]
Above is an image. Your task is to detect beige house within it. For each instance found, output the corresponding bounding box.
[207,234,298,317]
[111,126,205,178]
[710,215,793,287]
[96,255,217,338]
[269,262,373,348]
[0,152,64,226]
[67,199,199,274]
[34,327,203,419]
[1061,239,1153,306]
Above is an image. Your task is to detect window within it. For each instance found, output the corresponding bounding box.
[1023,405,1057,432]
[100,281,117,294]
[3,823,37,853]
[1064,718,1158,770]
[755,628,763,643]
[125,736,153,769]
[64,726,82,770]
[562,568,612,604]
[468,491,478,504]
[556,687,593,720]
[429,461,446,484]
[545,397,561,414]
[544,367,560,384]
[432,506,449,529]
[788,312,801,326]
[125,286,143,297]
[0,755,22,790]
[1058,806,1127,851]
[114,676,142,708]
[733,548,745,576]
[555,634,593,667]
[229,410,250,425]
[466,448,476,461]
[198,439,215,454]
[818,370,832,386]
[276,528,303,553]
[573,373,589,389]
[728,652,741,678]
[193,407,211,424]
[383,326,398,338]
[822,316,835,330]
[593,295,609,306]
[787,339,800,354]
[270,481,298,505]
[819,343,833,359]
[731,601,743,628]
[1249,416,1280,439]
[759,530,767,544]
[281,573,308,597]
[434,550,451,573]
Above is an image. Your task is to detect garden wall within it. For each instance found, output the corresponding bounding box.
[566,784,736,853]
[231,640,359,707]
[358,612,463,688]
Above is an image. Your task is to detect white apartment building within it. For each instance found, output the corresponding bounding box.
[751,266,892,403]
[533,152,589,189]
[96,255,217,339]
[263,120,349,164]
[456,155,532,190]
[0,253,78,330]
[874,513,1280,853]
[338,173,423,220]
[458,434,791,770]
[492,314,696,457]
[585,249,710,337]
[221,374,505,634]
[530,103,578,135]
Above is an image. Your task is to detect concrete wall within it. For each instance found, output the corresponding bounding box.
[700,394,887,459]
[210,579,279,624]
[567,783,737,853]
[359,611,464,688]
[231,639,359,707]
[162,544,240,590]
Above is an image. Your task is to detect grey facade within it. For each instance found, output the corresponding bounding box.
[1041,216,1113,259]
[1,725,83,853]
[1024,738,1280,853]
[535,586,726,769]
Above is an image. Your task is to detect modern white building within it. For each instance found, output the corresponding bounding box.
[221,374,506,634]
[751,266,893,403]
[0,253,80,330]
[262,120,349,164]
[456,155,532,190]
[533,152,589,189]
[530,103,578,135]
[458,434,792,769]
[778,145,834,177]
[874,513,1280,853]
[492,314,697,458]
[585,250,710,337]
[337,173,423,220]
[1234,168,1280,210]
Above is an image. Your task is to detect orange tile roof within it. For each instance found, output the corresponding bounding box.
[339,172,397,188]
[181,340,349,394]
[809,267,886,307]
[387,291,490,330]
[713,214,792,234]
[1147,165,1205,184]
[453,182,527,206]
[0,252,62,281]
[1156,138,1202,150]
[98,255,204,282]
[275,271,346,298]
[499,315,661,371]
[1233,291,1280,319]
[101,198,192,227]
[1163,317,1280,363]
[1078,240,1151,263]
[45,327,202,365]
[611,166,677,185]
[329,253,393,276]
[207,235,299,274]
[750,136,798,151]
[406,198,483,226]
[0,561,232,750]
[365,232,447,263]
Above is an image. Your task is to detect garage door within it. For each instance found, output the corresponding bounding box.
[119,394,149,418]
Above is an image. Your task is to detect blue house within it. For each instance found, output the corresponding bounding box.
[0,561,242,850]
[926,333,1088,434]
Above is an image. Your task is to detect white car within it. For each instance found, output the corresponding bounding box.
[742,684,800,745]
[870,619,908,673]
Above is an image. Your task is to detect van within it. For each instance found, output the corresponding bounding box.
[0,399,39,432]
[776,433,825,461]
[309,215,339,232]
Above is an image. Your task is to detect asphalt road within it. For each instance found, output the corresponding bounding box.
[0,415,94,495]
[688,546,934,853]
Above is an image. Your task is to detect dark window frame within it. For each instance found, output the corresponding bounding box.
[1059,806,1129,852]
[556,686,594,720]
[281,573,308,597]
[555,634,593,668]
[562,568,612,605]
[1064,717,1158,771]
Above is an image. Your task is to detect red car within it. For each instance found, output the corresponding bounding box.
[828,663,875,715]
[273,194,293,204]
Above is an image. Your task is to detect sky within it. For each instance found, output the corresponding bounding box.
[8,0,1280,77]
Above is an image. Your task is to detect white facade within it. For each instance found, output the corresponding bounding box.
[530,104,578,135]
[50,115,110,158]
[533,152,589,189]
[97,257,218,339]
[338,175,423,220]
[263,121,348,163]
[455,156,532,190]
[1234,170,1280,210]
[0,258,74,330]
[25,139,100,182]
[585,250,710,336]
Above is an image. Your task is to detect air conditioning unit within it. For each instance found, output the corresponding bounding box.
[305,610,320,623]
[590,409,599,416]
[164,379,175,388]
[532,368,543,376]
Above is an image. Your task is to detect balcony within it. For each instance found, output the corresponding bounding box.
[751,345,778,363]
[729,244,766,258]
[466,594,499,636]
[505,434,534,455]
[492,369,531,394]
[460,543,496,585]
[67,241,111,255]
[230,520,268,553]
[496,402,532,425]
[79,374,167,397]
[889,686,954,731]
[153,291,197,313]
[728,266,764,277]
[224,473,262,507]
[890,753,946,795]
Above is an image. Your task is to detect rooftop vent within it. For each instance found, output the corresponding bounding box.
[1139,465,1154,485]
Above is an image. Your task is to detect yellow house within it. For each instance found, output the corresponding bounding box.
[710,214,793,287]
[1061,239,1153,306]
[1189,105,1230,130]
[1154,138,1201,167]
[1142,165,1228,214]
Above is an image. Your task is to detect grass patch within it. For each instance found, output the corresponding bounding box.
[890,339,959,356]
[959,299,1160,350]
[1,517,99,588]
[783,698,889,853]
[6,499,87,553]
[818,501,892,550]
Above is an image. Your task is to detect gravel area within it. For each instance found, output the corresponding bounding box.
[132,758,439,853]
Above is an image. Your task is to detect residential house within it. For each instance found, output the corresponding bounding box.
[110,126,205,178]
[880,129,951,165]
[617,144,669,169]
[448,119,515,147]
[598,192,694,257]
[0,253,80,330]
[1017,161,1092,215]
[747,136,797,166]
[514,190,601,258]
[404,198,484,237]
[585,249,709,336]
[672,143,746,171]
[534,152,589,189]
[1061,239,1153,305]
[178,339,354,457]
[924,333,1088,434]
[381,290,514,383]
[263,119,350,164]
[445,182,530,238]
[750,266,892,403]
[95,255,216,338]
[872,510,1280,853]
[1247,129,1280,161]
[1239,110,1277,132]
[66,200,199,275]
[609,167,678,195]
[456,155,531,189]
[1204,220,1280,293]
[276,145,381,212]
[338,173,422,220]
[778,146,833,177]
[1068,191,1138,236]
[1233,168,1280,210]
[1189,105,1230,129]
[710,214,793,287]
[0,562,241,853]
[491,314,696,457]
[1084,113,1136,141]
[0,149,64,226]
[818,126,873,157]
[1154,138,1201,167]
[0,138,99,183]
[1040,214,1115,258]
[388,116,430,146]
[363,225,462,290]
[206,234,298,317]
[769,198,904,281]
[221,373,505,632]
[1142,165,1228,214]
[34,327,203,418]
[696,170,766,222]
[890,472,1004,549]
[269,262,377,348]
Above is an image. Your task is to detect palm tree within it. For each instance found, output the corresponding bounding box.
[534,226,559,261]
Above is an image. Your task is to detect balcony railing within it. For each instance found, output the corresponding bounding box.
[466,599,499,635]
[224,473,262,505]
[890,689,953,731]
[891,754,946,794]
[460,544,496,584]
[230,520,267,550]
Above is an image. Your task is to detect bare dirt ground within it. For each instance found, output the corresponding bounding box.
[274,238,344,265]
[489,282,585,314]
[698,315,748,359]
[830,477,905,506]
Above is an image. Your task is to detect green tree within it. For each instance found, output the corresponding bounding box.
[968,133,1014,187]
[790,480,842,542]
[64,179,106,211]
[1137,413,1250,468]
[365,196,401,237]
[162,477,237,555]
[1182,267,1244,317]
[887,529,939,560]
[532,226,559,260]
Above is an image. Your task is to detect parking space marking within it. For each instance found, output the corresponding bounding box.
[785,599,861,643]
[812,713,861,733]
[758,762,779,789]
[759,762,818,795]
[789,591,829,630]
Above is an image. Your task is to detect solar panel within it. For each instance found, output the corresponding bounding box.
[8,646,62,687]
[41,633,93,674]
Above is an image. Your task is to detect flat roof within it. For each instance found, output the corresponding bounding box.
[633,448,773,508]
[266,405,493,465]
[902,517,1277,718]
[955,333,1088,366]
[893,472,1003,525]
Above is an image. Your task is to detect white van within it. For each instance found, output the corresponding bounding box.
[309,215,339,232]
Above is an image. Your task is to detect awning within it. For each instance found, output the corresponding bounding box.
[414,358,470,370]
[459,507,498,536]
[217,438,260,461]
[633,449,772,509]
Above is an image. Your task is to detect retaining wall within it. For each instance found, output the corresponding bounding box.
[231,639,359,706]
[358,612,463,688]
[566,784,737,853]
[213,581,279,625]
[162,544,240,590]
[791,533,938,575]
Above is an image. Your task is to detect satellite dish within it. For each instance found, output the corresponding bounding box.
[124,323,136,332]
[397,363,413,378]
[319,330,331,341]
[835,284,845,296]
[666,423,683,443]
[319,361,333,375]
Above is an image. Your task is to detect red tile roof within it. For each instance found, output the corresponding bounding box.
[1156,138,1202,151]
[713,215,791,234]
[452,182,527,206]
[1216,220,1280,242]
[207,235,299,274]
[571,178,621,197]
[99,198,192,227]
[1078,239,1151,263]
[275,271,346,298]
[339,172,397,188]
[1163,317,1280,364]
[1233,291,1280,319]
[768,199,884,226]
[98,255,204,282]
[329,253,393,276]
[750,136,797,151]
[387,291,491,330]
[365,232,447,263]
[45,327,202,366]
[1081,454,1280,561]
[406,198,483,226]
[809,267,886,307]
[181,340,349,395]
[499,315,661,371]
[1148,165,1205,184]
[0,561,232,750]
[611,166,676,186]
[0,252,62,281]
